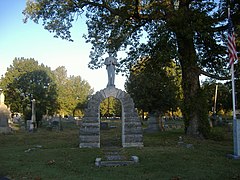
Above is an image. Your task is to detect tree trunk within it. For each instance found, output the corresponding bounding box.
[176,33,202,136]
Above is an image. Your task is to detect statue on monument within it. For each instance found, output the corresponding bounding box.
[104,52,117,87]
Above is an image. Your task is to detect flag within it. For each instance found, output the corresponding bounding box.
[228,17,238,66]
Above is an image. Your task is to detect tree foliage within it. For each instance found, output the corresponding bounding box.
[0,58,94,121]
[100,97,121,118]
[53,66,94,117]
[125,58,182,115]
[23,0,240,137]
[201,76,240,116]
[0,58,58,121]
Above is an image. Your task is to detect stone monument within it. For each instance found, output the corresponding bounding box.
[0,89,11,133]
[79,53,143,148]
[29,99,36,131]
[104,52,117,87]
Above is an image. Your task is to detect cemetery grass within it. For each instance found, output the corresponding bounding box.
[0,123,240,180]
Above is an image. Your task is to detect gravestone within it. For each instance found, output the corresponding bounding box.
[0,89,11,133]
[47,115,63,131]
[144,112,160,133]
[79,86,143,148]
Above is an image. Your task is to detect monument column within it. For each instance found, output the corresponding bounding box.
[0,89,5,105]
[30,99,36,131]
[0,89,11,133]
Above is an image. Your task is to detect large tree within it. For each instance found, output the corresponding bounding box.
[23,1,239,137]
[125,58,182,116]
[53,66,94,117]
[0,58,58,124]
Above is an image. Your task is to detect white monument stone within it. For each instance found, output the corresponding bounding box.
[0,89,11,133]
[233,109,240,158]
[30,99,36,131]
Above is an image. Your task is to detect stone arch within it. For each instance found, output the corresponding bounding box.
[79,87,143,148]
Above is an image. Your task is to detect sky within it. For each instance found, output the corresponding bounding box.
[0,0,126,92]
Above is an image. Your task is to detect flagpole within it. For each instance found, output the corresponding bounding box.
[231,62,239,157]
[231,63,236,122]
[228,5,240,158]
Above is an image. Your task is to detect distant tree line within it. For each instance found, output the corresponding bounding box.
[0,57,94,125]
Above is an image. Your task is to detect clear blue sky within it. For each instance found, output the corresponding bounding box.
[0,0,126,92]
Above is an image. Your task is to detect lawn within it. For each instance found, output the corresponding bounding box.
[0,122,239,180]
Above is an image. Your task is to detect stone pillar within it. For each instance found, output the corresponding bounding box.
[0,89,5,104]
[30,99,36,131]
[0,89,11,133]
[79,91,102,148]
[227,110,240,159]
[234,110,240,157]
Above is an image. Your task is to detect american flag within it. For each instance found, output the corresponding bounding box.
[228,17,238,66]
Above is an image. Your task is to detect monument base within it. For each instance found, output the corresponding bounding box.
[122,142,144,148]
[79,143,100,148]
[227,154,240,159]
[226,154,240,160]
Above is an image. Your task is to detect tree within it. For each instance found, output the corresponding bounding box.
[53,66,70,116]
[100,97,121,118]
[68,75,94,117]
[14,70,58,125]
[201,79,232,115]
[125,58,182,117]
[0,58,58,125]
[1,57,41,89]
[53,67,94,117]
[23,1,240,137]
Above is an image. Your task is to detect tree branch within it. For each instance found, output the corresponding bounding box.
[199,69,231,80]
[211,24,228,32]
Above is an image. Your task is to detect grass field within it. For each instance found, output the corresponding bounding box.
[0,122,240,180]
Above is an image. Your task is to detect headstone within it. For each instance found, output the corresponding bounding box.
[26,120,31,131]
[177,136,193,148]
[144,112,160,133]
[95,148,139,167]
[47,115,63,131]
[0,89,11,133]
